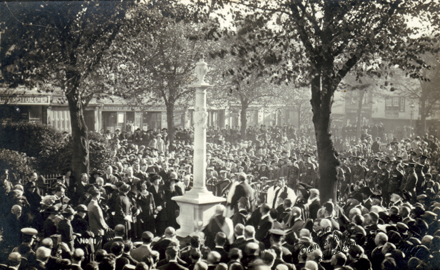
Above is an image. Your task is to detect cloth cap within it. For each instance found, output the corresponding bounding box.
[62,206,76,216]
[119,184,131,193]
[8,252,21,263]
[75,204,88,212]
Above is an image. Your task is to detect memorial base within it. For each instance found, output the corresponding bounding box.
[172,188,226,238]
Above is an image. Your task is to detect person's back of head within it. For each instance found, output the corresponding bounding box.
[95,249,108,263]
[304,260,318,270]
[235,223,245,237]
[381,242,396,255]
[135,262,149,270]
[229,248,242,261]
[324,202,334,216]
[141,231,154,245]
[307,249,323,263]
[111,242,124,256]
[381,257,397,270]
[331,252,347,267]
[114,224,126,237]
[245,225,256,239]
[100,254,116,270]
[269,208,278,220]
[190,248,201,262]
[320,218,332,231]
[190,235,201,248]
[84,261,99,270]
[260,204,270,215]
[36,247,51,263]
[375,232,388,246]
[72,248,85,263]
[41,238,54,249]
[7,252,21,267]
[164,227,176,238]
[208,251,221,264]
[165,246,178,261]
[355,258,372,270]
[194,260,208,270]
[261,250,275,267]
[124,240,133,253]
[215,263,228,270]
[215,204,226,217]
[215,232,227,247]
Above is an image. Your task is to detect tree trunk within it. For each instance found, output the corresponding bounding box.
[240,102,248,140]
[166,102,175,149]
[419,100,427,136]
[66,83,89,185]
[297,105,302,130]
[310,74,340,203]
[356,90,365,139]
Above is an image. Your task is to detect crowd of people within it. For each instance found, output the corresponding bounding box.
[0,124,439,270]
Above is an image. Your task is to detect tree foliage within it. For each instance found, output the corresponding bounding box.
[0,1,132,182]
[99,1,221,143]
[195,0,440,202]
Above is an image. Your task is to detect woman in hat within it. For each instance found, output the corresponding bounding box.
[163,173,183,230]
[135,181,156,235]
[114,183,133,238]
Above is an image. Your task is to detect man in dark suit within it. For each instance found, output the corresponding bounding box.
[59,206,76,251]
[148,174,167,236]
[152,227,179,261]
[230,224,246,249]
[103,224,125,253]
[255,204,272,248]
[239,226,265,252]
[111,242,130,270]
[2,205,23,250]
[0,252,21,270]
[75,173,89,205]
[35,247,51,270]
[231,197,249,227]
[131,231,154,262]
[230,173,255,213]
[122,240,138,265]
[72,205,90,237]
[213,232,229,263]
[288,207,305,236]
[71,249,85,270]
[180,235,201,265]
[88,187,109,250]
[158,246,188,270]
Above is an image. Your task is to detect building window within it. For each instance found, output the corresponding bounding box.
[399,97,405,112]
[385,96,405,112]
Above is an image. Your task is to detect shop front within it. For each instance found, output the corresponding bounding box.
[0,95,50,125]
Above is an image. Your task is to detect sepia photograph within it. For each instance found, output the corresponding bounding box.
[0,0,439,269]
